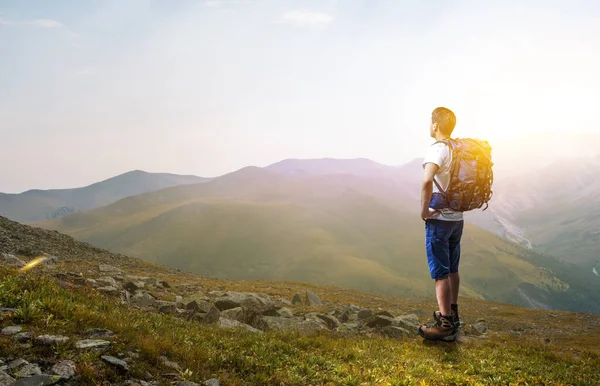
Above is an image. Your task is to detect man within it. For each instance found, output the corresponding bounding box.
[418,107,463,341]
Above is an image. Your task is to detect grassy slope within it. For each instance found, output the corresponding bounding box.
[39,168,600,313]
[1,265,599,386]
[0,170,206,223]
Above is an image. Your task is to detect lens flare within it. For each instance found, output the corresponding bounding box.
[19,255,49,273]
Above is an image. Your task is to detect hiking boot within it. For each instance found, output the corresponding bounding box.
[418,314,457,342]
[434,307,461,329]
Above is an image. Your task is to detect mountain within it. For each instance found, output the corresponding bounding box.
[39,166,600,314]
[0,170,208,223]
[2,216,599,385]
[468,153,600,269]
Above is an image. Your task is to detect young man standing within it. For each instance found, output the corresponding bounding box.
[418,107,463,341]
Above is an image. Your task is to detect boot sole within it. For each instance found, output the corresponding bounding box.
[418,327,458,342]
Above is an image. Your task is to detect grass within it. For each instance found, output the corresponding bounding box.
[1,267,599,385]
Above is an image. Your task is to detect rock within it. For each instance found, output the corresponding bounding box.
[470,322,488,335]
[159,280,171,288]
[85,328,115,339]
[365,315,394,328]
[335,323,360,334]
[51,360,76,379]
[175,295,183,305]
[214,292,275,314]
[11,375,62,386]
[122,281,143,292]
[99,264,123,275]
[381,326,411,339]
[208,290,226,297]
[220,307,245,322]
[7,359,28,370]
[125,380,151,386]
[253,316,327,333]
[131,292,156,308]
[202,305,221,324]
[13,332,33,343]
[97,286,119,293]
[204,379,220,386]
[85,279,97,287]
[160,356,181,372]
[0,308,15,316]
[158,303,178,315]
[338,306,360,323]
[14,364,42,378]
[35,335,69,346]
[305,290,322,306]
[185,300,212,313]
[101,355,129,372]
[376,311,394,318]
[75,339,111,349]
[97,276,118,287]
[1,326,22,335]
[316,313,341,330]
[218,318,263,333]
[392,314,420,335]
[277,308,294,318]
[0,253,26,268]
[291,293,302,305]
[0,370,14,386]
[357,309,373,320]
[173,382,199,386]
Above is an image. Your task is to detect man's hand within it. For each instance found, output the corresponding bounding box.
[421,208,440,221]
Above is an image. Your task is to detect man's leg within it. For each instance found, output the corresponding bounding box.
[435,276,452,316]
[449,272,460,305]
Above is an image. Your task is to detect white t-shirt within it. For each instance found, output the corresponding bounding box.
[423,142,463,221]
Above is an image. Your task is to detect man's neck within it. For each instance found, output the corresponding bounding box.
[434,133,451,142]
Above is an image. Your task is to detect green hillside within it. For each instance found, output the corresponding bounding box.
[40,167,600,314]
[0,170,207,223]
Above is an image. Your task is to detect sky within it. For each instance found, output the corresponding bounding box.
[1,0,600,193]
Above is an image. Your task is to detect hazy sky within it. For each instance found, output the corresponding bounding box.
[1,0,600,193]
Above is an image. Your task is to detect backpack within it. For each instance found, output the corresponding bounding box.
[431,138,494,212]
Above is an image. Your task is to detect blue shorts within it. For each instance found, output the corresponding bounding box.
[425,219,464,280]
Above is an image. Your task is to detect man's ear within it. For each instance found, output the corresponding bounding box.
[431,122,438,132]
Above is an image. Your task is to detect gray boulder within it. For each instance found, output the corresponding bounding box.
[14,364,42,378]
[220,307,245,322]
[75,339,111,349]
[392,314,420,335]
[381,326,411,339]
[218,318,263,333]
[214,292,275,314]
[101,355,129,371]
[305,290,322,306]
[0,370,14,386]
[0,253,26,268]
[51,360,76,379]
[1,326,22,335]
[35,335,69,346]
[130,292,156,308]
[292,293,302,305]
[11,375,62,386]
[253,316,327,333]
[365,315,394,328]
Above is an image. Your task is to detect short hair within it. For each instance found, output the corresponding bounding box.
[432,107,456,136]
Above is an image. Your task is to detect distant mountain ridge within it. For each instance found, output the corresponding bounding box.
[0,170,208,223]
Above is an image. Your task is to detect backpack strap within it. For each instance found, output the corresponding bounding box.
[431,139,454,194]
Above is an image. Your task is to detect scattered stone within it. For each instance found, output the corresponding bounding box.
[208,290,227,297]
[14,364,42,378]
[85,278,97,287]
[0,308,15,316]
[7,359,28,370]
[1,326,22,335]
[376,311,394,318]
[202,305,221,324]
[277,308,294,318]
[99,264,123,275]
[185,300,212,313]
[315,314,341,330]
[365,315,394,328]
[125,380,151,386]
[159,280,171,288]
[13,332,33,343]
[160,356,181,372]
[0,370,14,386]
[11,375,62,386]
[158,303,178,315]
[130,292,156,308]
[214,292,275,314]
[357,309,373,320]
[175,295,183,305]
[123,281,142,292]
[101,355,129,372]
[51,360,76,379]
[85,328,115,339]
[292,293,302,305]
[220,307,245,322]
[0,253,26,268]
[470,322,488,335]
[305,290,322,306]
[97,286,119,293]
[173,382,199,386]
[336,322,360,334]
[35,335,69,346]
[218,318,263,333]
[75,339,111,349]
[204,379,220,386]
[392,314,420,335]
[97,276,118,287]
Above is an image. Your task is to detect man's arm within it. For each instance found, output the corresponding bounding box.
[421,162,440,220]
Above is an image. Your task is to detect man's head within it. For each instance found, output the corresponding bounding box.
[430,107,456,139]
